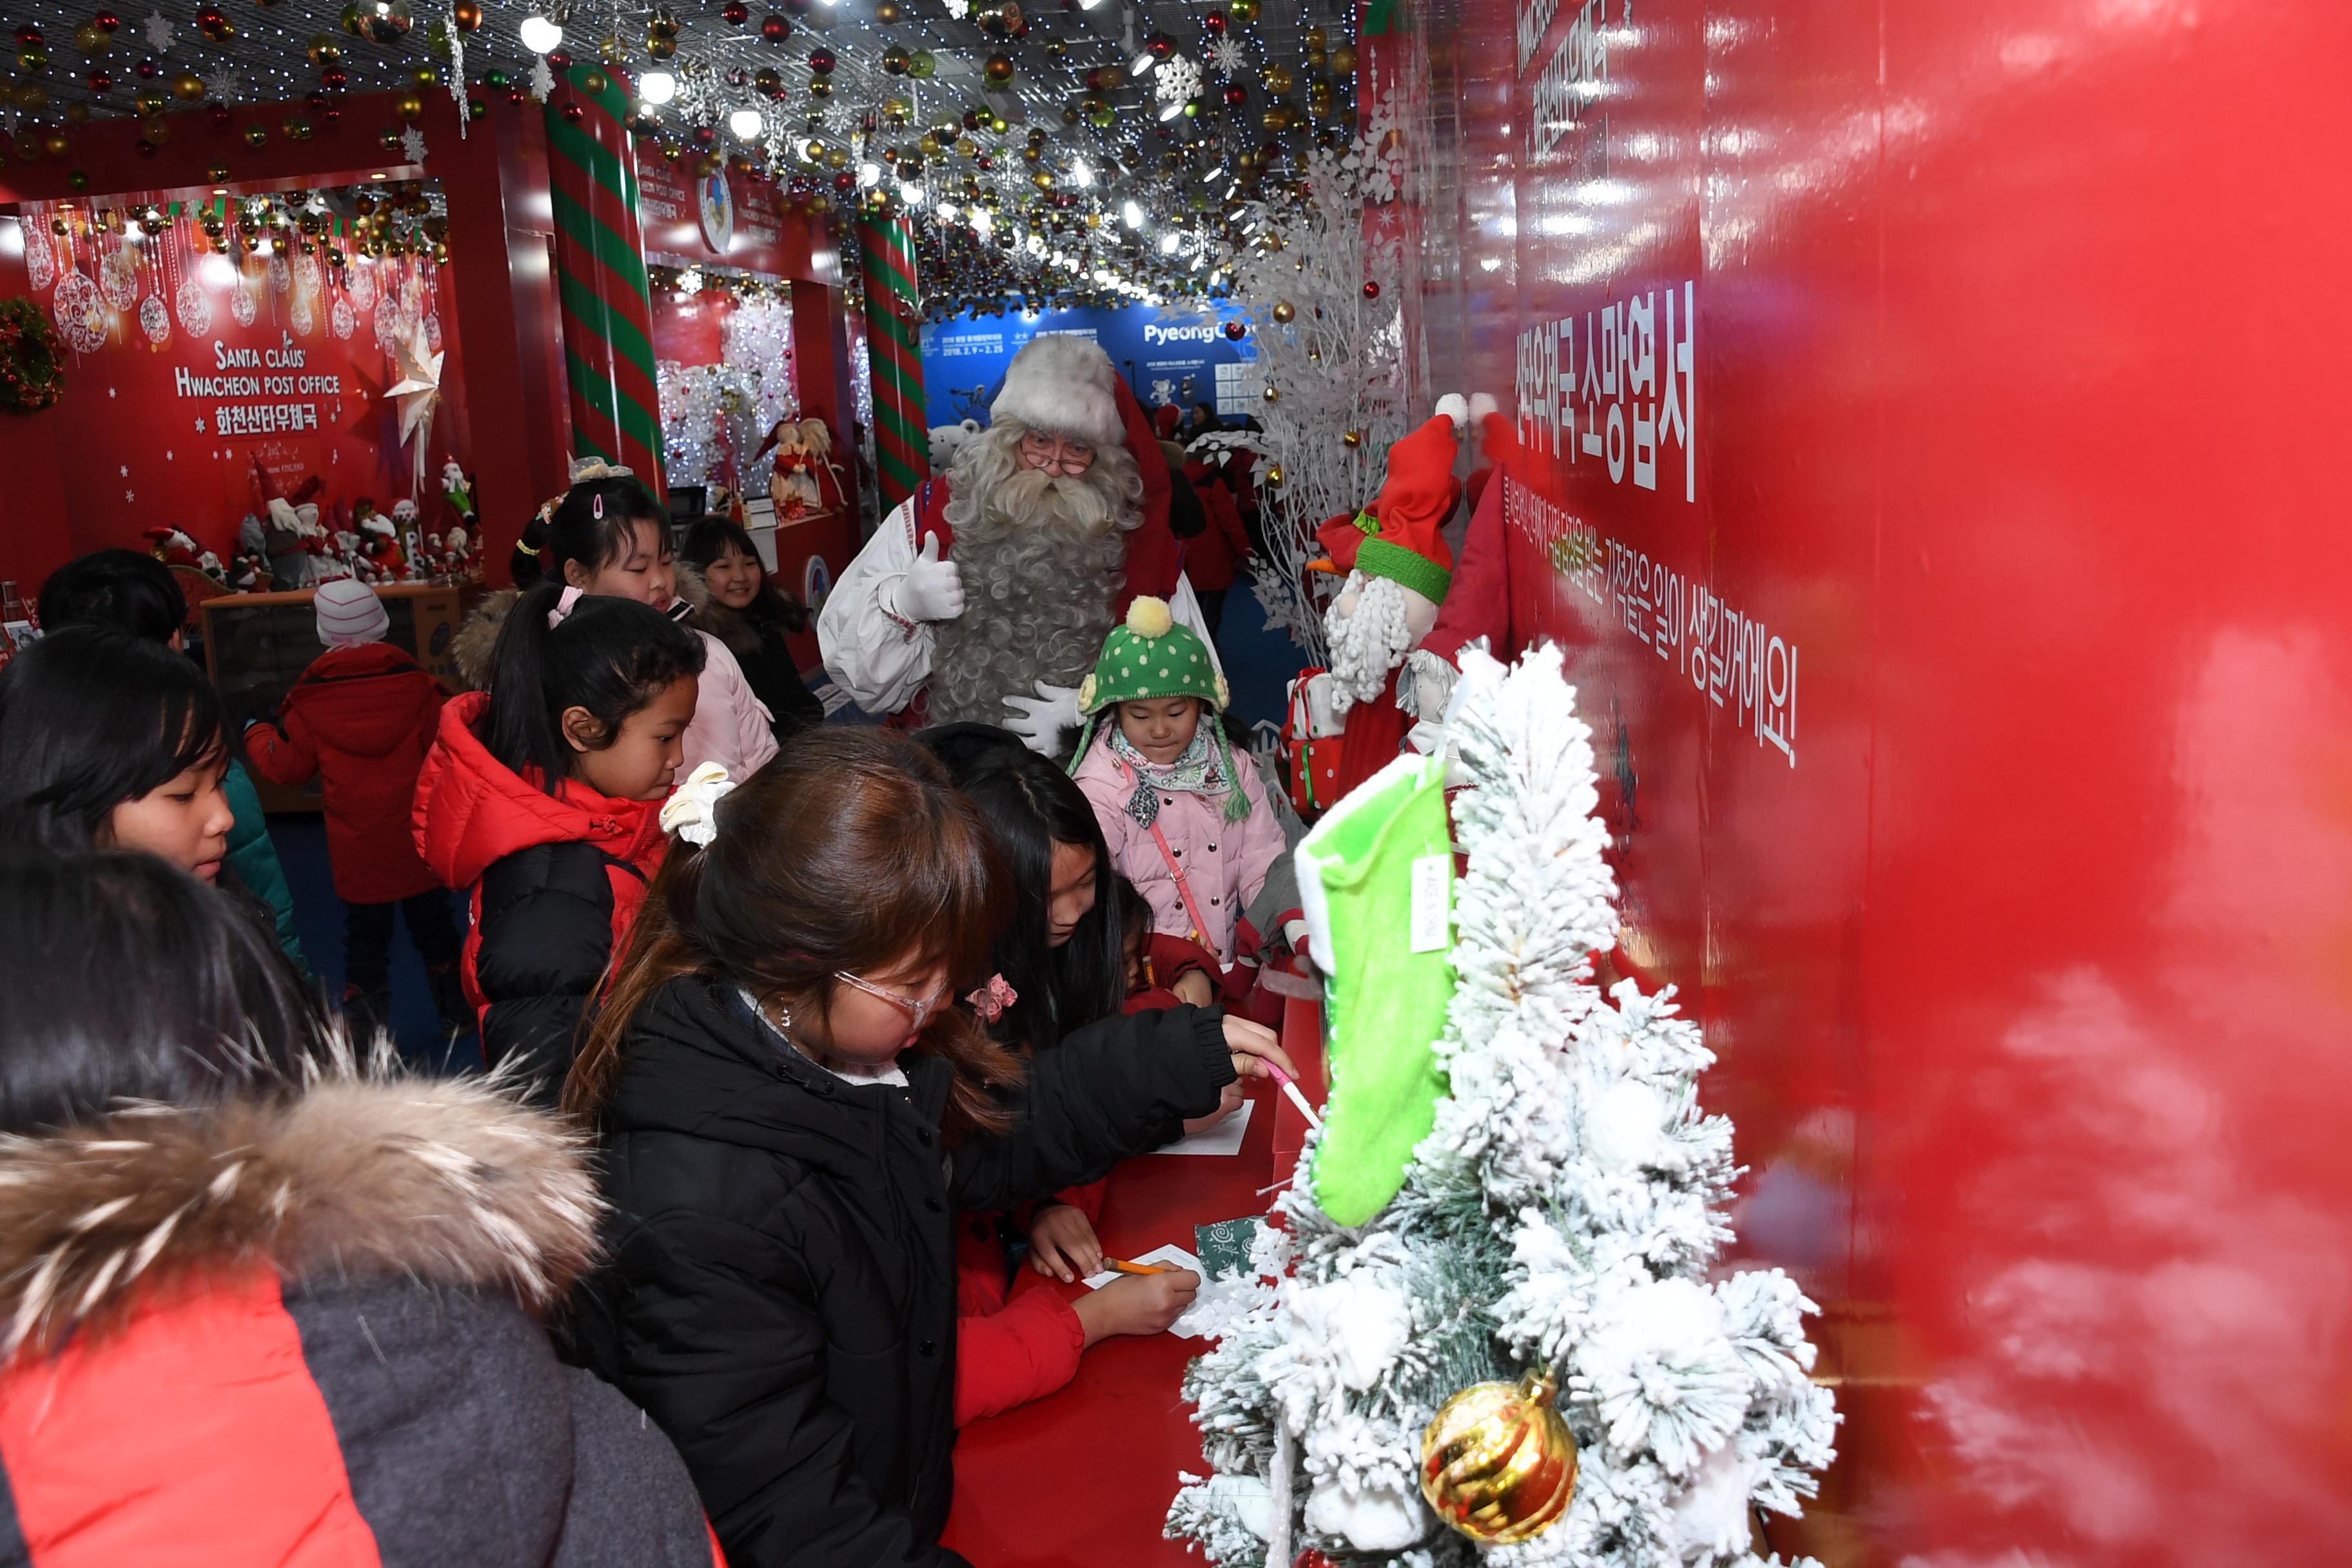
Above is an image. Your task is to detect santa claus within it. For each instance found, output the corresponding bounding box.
[818,335,1210,752]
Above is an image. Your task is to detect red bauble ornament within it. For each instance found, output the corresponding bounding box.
[545,48,573,71]
[208,102,232,130]
[135,55,161,78]
[94,12,122,33]
[1224,319,1246,340]
[323,64,348,90]
[86,69,111,92]
[808,46,835,72]
[1224,84,1246,106]
[135,137,158,157]
[1362,280,1381,299]
[1204,8,1227,29]
[833,170,856,192]
[724,0,750,20]
[562,101,585,124]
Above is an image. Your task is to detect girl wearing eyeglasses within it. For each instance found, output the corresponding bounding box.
[562,725,1293,1568]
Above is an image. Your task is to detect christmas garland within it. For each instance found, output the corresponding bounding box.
[0,298,66,414]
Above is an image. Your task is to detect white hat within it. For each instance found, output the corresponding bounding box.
[990,335,1125,451]
[313,577,389,649]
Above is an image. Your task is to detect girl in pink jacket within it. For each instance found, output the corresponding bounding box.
[1069,598,1287,968]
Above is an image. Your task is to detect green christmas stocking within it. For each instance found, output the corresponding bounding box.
[1297,751,1455,1226]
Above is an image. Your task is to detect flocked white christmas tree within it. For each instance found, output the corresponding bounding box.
[1221,87,1420,663]
[1168,644,1838,1567]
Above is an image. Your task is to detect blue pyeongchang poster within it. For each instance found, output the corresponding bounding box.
[919,301,1261,433]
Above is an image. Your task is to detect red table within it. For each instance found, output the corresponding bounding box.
[942,997,1325,1566]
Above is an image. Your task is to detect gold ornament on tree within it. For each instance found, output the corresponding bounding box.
[1271,299,1296,323]
[1418,1370,1578,1544]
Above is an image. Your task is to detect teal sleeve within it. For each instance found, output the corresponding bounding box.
[224,761,310,976]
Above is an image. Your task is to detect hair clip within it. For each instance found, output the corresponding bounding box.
[965,974,1017,1023]
[659,761,738,847]
[593,493,605,520]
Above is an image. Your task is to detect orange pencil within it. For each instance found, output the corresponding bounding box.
[1104,1258,1172,1276]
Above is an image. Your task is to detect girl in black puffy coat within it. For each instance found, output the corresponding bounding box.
[562,727,1293,1568]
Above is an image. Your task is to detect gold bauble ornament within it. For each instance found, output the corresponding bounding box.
[1260,384,1279,403]
[1418,1371,1578,1544]
[1262,462,1284,487]
[1260,64,1293,94]
[172,68,206,100]
[1305,25,1328,48]
[1271,299,1295,323]
[1330,44,1358,74]
[1229,0,1259,19]
[1342,429,1362,447]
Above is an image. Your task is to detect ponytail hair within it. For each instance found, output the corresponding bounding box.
[476,582,705,796]
[509,512,551,589]
[544,475,671,583]
[569,728,1017,1135]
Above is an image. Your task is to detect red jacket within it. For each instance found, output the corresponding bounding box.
[0,1072,721,1568]
[413,692,670,1097]
[244,642,445,904]
[950,946,1230,1425]
[1179,459,1255,593]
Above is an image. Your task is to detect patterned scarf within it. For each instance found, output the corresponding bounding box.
[1112,723,1250,827]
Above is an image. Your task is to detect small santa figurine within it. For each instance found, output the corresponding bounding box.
[441,459,477,524]
[251,458,330,589]
[356,505,404,576]
[1293,397,1471,805]
[144,527,203,569]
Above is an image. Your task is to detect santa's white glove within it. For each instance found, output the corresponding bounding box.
[890,532,965,623]
[1300,672,1346,740]
[1002,680,1083,754]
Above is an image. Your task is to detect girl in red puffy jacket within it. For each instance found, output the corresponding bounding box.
[412,583,706,1103]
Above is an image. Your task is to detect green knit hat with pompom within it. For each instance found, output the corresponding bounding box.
[1077,596,1231,716]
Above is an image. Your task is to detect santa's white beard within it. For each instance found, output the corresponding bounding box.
[1323,571,1415,718]
[927,472,1129,730]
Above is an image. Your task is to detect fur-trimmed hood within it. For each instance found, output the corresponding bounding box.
[451,586,518,691]
[0,1052,602,1358]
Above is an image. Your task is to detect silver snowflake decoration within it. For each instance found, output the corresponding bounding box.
[142,10,173,50]
[1155,52,1203,106]
[203,68,241,103]
[401,126,429,164]
[529,57,556,102]
[1208,35,1248,77]
[943,0,970,14]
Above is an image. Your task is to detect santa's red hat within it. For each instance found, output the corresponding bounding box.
[1309,411,1462,604]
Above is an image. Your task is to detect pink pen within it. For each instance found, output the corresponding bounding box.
[1262,1061,1325,1133]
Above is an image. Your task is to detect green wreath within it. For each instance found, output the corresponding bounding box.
[0,297,66,415]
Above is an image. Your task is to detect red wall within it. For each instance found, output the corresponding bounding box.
[1415,0,2352,1558]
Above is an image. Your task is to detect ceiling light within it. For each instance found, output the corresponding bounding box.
[1122,200,1144,230]
[640,70,678,105]
[858,161,883,187]
[936,201,959,220]
[971,208,994,236]
[729,106,765,139]
[200,253,236,286]
[1130,50,1157,77]
[899,182,925,206]
[518,13,562,53]
[1159,231,1180,254]
[1070,157,1093,188]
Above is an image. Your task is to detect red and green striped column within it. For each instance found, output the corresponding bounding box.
[856,213,928,509]
[544,63,665,495]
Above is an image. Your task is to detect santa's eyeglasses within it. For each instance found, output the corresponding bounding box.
[1018,430,1097,475]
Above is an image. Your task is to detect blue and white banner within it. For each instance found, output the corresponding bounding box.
[919,300,1261,431]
